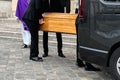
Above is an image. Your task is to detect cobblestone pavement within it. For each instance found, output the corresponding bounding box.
[0,38,114,80]
[0,19,115,80]
[0,36,112,80]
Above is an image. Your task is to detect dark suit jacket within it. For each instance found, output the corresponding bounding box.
[43,0,66,12]
[22,0,44,21]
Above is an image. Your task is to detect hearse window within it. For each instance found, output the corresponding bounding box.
[102,0,120,14]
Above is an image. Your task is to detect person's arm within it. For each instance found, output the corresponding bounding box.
[35,0,44,19]
[35,0,45,24]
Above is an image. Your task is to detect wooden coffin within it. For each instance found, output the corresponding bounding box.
[40,13,77,34]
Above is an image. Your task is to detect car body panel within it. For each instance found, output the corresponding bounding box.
[76,0,120,66]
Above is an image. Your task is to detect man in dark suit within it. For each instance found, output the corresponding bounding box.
[42,0,66,58]
[22,0,45,62]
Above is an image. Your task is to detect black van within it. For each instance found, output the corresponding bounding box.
[76,0,120,80]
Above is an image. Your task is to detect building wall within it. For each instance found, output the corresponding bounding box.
[70,0,79,13]
[0,0,79,18]
[11,0,79,15]
[12,0,17,17]
[0,1,12,18]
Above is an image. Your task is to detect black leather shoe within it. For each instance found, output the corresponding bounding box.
[76,60,85,67]
[29,57,43,62]
[42,53,48,57]
[85,63,101,71]
[58,52,66,58]
[23,44,30,48]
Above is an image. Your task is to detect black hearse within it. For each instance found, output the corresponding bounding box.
[76,0,120,80]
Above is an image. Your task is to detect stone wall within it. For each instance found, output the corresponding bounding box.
[11,0,79,14]
[0,1,12,18]
[11,0,17,17]
[0,0,79,18]
[70,0,79,13]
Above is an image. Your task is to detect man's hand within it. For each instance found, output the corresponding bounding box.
[39,18,45,25]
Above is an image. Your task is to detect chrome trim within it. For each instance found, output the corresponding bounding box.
[80,46,108,54]
[117,57,120,75]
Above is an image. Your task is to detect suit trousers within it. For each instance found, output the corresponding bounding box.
[43,31,62,53]
[24,20,39,57]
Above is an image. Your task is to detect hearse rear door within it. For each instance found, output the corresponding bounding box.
[89,0,120,52]
[80,0,120,65]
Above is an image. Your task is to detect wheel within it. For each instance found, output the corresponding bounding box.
[110,47,120,80]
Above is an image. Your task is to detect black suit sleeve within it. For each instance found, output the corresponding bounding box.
[35,0,44,19]
[60,0,67,7]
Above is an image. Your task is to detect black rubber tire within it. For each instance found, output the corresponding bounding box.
[110,47,120,80]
